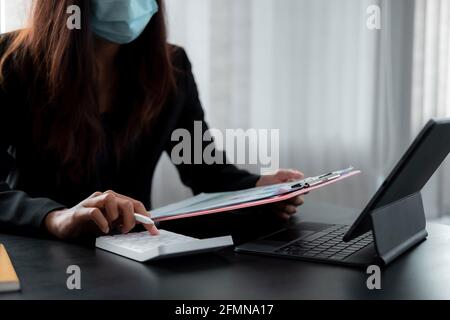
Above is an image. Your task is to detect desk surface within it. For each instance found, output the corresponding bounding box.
[1,202,450,300]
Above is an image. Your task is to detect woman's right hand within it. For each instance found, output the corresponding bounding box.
[44,191,159,240]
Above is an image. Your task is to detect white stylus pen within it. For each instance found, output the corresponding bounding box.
[134,213,155,225]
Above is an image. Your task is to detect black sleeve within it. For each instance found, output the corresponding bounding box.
[0,38,66,236]
[165,48,261,195]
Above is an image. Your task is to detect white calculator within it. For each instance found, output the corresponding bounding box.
[96,230,233,262]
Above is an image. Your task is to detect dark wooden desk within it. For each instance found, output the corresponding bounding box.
[1,202,450,300]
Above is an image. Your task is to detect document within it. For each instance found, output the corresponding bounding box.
[0,244,20,293]
[151,167,360,222]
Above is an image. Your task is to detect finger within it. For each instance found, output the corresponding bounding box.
[104,190,139,204]
[75,207,109,234]
[103,194,119,225]
[276,170,304,182]
[103,191,156,233]
[83,192,111,208]
[104,190,148,215]
[88,191,103,199]
[272,204,296,219]
[285,204,298,215]
[132,204,160,235]
[275,203,298,215]
[287,196,305,206]
[116,198,136,234]
[89,208,110,233]
[84,193,120,226]
[132,200,149,216]
[274,170,293,182]
[276,211,291,220]
[291,170,305,179]
[137,208,160,235]
[143,223,160,236]
[274,201,297,212]
[102,191,157,234]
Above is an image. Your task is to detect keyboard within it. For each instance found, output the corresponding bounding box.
[275,225,373,261]
[96,230,233,262]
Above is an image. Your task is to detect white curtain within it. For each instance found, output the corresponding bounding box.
[411,0,450,219]
[160,0,417,214]
[0,0,29,33]
[2,0,450,219]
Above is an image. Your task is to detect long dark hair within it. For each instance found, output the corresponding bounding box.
[0,0,175,179]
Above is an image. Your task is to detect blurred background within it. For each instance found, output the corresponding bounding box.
[1,0,450,221]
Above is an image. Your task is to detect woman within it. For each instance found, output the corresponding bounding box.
[0,0,304,240]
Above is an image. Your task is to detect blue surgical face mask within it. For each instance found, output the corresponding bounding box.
[91,0,159,44]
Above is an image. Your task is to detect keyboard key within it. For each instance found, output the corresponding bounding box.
[277,227,373,261]
[329,255,346,261]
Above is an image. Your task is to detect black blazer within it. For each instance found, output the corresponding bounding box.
[0,33,260,235]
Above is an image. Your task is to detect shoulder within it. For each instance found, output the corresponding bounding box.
[169,44,193,73]
[168,45,198,97]
[164,45,203,115]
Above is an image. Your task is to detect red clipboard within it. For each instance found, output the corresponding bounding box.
[153,170,361,222]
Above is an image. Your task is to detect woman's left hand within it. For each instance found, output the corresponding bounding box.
[256,169,305,220]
